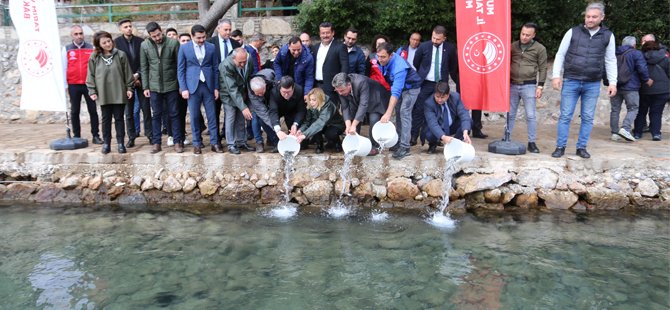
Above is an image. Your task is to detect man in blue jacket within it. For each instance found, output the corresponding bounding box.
[424,81,472,153]
[609,36,652,142]
[274,36,314,102]
[376,42,422,159]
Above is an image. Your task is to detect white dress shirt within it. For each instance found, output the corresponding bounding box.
[315,41,332,81]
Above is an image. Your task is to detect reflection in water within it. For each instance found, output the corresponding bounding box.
[28,253,97,310]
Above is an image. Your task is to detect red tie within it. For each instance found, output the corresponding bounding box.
[256,52,261,72]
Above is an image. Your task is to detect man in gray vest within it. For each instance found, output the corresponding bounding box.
[551,2,617,159]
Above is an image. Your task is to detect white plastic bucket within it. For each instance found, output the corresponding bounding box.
[342,134,372,157]
[277,135,300,156]
[443,138,475,163]
[371,122,398,148]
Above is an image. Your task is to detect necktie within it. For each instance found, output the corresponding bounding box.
[441,105,452,134]
[126,39,135,61]
[198,45,206,82]
[434,46,440,82]
[224,39,229,57]
[256,51,261,72]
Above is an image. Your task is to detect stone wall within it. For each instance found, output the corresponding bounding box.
[0,150,668,212]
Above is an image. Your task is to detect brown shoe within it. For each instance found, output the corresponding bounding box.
[193,146,202,154]
[174,143,184,153]
[150,144,162,154]
[211,144,224,153]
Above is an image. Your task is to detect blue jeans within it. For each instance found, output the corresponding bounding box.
[251,112,279,146]
[132,89,141,134]
[150,90,180,145]
[188,82,219,147]
[509,84,538,142]
[609,90,639,133]
[556,79,600,149]
[394,87,420,148]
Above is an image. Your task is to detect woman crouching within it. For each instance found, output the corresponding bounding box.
[295,88,344,153]
[86,31,134,154]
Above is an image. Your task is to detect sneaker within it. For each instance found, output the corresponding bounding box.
[617,128,636,142]
[167,136,174,146]
[652,135,662,141]
[610,134,619,141]
[183,137,191,145]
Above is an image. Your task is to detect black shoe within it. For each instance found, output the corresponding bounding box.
[472,130,488,139]
[410,140,417,146]
[334,143,342,152]
[576,148,591,159]
[162,128,167,135]
[427,144,438,154]
[227,145,240,154]
[652,135,662,141]
[101,144,111,154]
[270,145,279,153]
[237,143,255,152]
[118,143,127,154]
[527,142,540,153]
[126,138,135,148]
[392,147,411,159]
[193,146,202,154]
[389,143,400,152]
[315,145,323,154]
[150,144,162,154]
[92,136,104,144]
[551,147,565,158]
[256,143,265,153]
[211,144,224,153]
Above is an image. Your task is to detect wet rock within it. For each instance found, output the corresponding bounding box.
[446,199,467,215]
[182,177,197,193]
[585,187,629,210]
[538,189,578,210]
[103,170,117,178]
[60,176,80,190]
[352,181,373,199]
[568,182,587,195]
[484,188,502,203]
[88,175,103,190]
[80,176,90,188]
[6,182,37,198]
[289,173,312,187]
[35,184,64,202]
[162,176,182,193]
[141,177,155,191]
[372,183,387,199]
[514,193,538,208]
[636,179,659,197]
[661,189,670,202]
[130,176,143,189]
[387,178,420,201]
[455,172,513,194]
[302,180,332,204]
[334,180,350,196]
[220,181,258,203]
[515,168,558,189]
[198,179,219,196]
[293,188,309,205]
[107,185,124,199]
[260,186,284,204]
[422,179,443,198]
[117,193,147,205]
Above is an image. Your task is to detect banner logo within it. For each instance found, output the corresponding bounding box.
[20,40,53,77]
[462,32,505,74]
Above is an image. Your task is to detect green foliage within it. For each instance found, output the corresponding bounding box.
[296,0,670,57]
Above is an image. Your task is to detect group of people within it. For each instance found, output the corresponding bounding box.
[67,1,667,159]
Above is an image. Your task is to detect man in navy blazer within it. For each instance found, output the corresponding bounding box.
[177,24,222,154]
[424,81,472,153]
[310,22,349,99]
[412,25,463,146]
[209,18,242,143]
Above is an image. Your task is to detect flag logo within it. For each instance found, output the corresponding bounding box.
[20,40,53,77]
[462,32,505,74]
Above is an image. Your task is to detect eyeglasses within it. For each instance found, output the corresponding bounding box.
[73,32,83,35]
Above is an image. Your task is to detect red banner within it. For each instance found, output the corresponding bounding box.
[456,0,511,112]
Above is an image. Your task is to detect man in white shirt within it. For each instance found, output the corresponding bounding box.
[310,22,349,99]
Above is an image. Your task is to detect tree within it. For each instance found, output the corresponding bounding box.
[196,0,236,33]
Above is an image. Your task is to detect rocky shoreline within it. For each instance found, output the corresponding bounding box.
[1,149,668,213]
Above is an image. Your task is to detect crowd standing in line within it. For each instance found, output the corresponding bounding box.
[64,1,667,158]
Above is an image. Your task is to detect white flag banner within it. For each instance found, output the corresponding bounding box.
[9,0,66,112]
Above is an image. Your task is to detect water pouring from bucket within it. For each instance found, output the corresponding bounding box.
[277,135,300,157]
[371,122,398,151]
[341,134,372,157]
[443,138,475,164]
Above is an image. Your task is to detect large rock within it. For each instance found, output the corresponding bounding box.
[289,173,312,187]
[60,176,80,190]
[538,189,579,210]
[182,177,197,193]
[141,177,155,191]
[198,179,219,196]
[635,179,659,197]
[352,182,374,200]
[88,175,103,190]
[422,179,444,198]
[162,176,182,193]
[220,180,259,204]
[6,182,37,199]
[484,188,502,203]
[514,193,538,208]
[455,172,513,194]
[302,180,332,204]
[585,187,630,210]
[387,178,420,201]
[261,186,284,204]
[515,168,558,189]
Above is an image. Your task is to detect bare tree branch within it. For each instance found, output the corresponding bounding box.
[197,0,237,33]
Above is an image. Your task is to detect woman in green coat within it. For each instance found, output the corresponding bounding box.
[86,31,134,154]
[296,88,345,153]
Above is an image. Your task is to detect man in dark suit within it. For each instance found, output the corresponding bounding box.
[424,81,472,153]
[177,24,221,154]
[114,18,147,147]
[310,22,349,99]
[209,18,241,143]
[219,48,255,154]
[413,25,471,146]
[332,72,390,155]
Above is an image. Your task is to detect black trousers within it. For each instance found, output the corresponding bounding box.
[139,90,153,138]
[471,110,483,131]
[68,84,99,138]
[101,104,126,145]
[309,125,342,146]
[124,87,139,140]
[411,80,435,142]
[178,97,188,139]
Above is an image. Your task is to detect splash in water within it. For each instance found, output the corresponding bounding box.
[370,211,390,222]
[328,151,357,218]
[265,203,298,219]
[282,151,295,203]
[427,156,460,228]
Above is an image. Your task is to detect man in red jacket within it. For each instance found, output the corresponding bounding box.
[63,25,102,144]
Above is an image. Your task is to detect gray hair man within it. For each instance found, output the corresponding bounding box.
[551,2,617,159]
[608,35,652,142]
[509,22,547,153]
[219,47,255,154]
[248,69,284,153]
